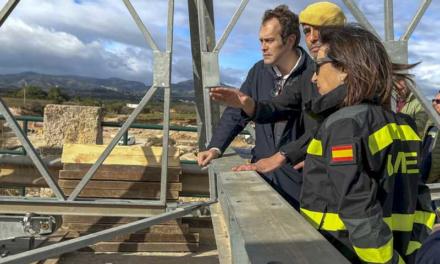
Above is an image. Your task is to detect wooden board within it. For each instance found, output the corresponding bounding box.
[0,165,60,187]
[59,165,181,182]
[58,180,182,191]
[210,203,232,264]
[62,216,181,225]
[82,242,199,252]
[61,144,180,166]
[66,232,199,243]
[62,223,190,234]
[61,188,179,200]
[180,172,209,196]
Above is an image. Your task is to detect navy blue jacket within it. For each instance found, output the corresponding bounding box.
[416,229,440,264]
[208,48,314,207]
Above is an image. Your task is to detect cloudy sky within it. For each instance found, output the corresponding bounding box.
[0,0,439,97]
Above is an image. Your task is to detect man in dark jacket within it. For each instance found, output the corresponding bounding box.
[209,2,346,174]
[197,5,313,208]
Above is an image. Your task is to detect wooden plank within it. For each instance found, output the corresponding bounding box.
[61,188,179,200]
[58,180,182,191]
[82,242,199,252]
[61,144,180,166]
[182,217,213,228]
[0,165,60,187]
[62,216,181,225]
[180,172,209,196]
[33,231,69,264]
[212,154,350,264]
[210,203,232,264]
[66,232,199,243]
[189,227,216,246]
[59,166,181,182]
[62,223,190,234]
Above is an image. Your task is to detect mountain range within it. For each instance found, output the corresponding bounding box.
[0,72,196,101]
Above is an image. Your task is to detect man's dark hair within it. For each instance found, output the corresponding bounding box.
[262,5,300,48]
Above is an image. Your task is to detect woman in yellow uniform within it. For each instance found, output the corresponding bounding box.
[300,24,435,264]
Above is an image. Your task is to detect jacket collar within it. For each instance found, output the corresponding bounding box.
[306,84,347,118]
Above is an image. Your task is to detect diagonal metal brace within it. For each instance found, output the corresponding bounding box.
[0,98,65,200]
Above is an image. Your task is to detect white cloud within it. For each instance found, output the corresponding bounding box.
[0,0,438,91]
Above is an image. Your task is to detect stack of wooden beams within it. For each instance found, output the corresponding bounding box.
[58,143,200,252]
[64,217,199,252]
[59,144,181,200]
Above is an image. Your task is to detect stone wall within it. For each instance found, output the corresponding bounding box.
[43,105,103,147]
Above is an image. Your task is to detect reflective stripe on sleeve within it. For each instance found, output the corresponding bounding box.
[306,138,323,156]
[405,241,422,255]
[300,208,345,231]
[368,123,421,155]
[301,208,434,232]
[353,237,394,263]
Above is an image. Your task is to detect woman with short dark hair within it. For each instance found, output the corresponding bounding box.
[300,24,435,264]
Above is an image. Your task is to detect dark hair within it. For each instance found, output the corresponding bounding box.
[319,24,417,109]
[262,5,300,48]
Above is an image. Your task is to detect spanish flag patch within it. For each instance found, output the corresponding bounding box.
[331,144,354,163]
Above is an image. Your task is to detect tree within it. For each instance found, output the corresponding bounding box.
[15,86,47,99]
[48,87,69,103]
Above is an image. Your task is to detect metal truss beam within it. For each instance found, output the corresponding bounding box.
[0,0,19,27]
[0,197,166,217]
[0,202,212,264]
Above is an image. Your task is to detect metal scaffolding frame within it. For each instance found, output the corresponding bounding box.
[0,0,177,211]
[0,1,213,262]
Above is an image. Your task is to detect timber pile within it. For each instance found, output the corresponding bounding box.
[59,144,182,200]
[58,143,200,252]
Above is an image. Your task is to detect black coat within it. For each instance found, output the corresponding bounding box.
[253,51,319,165]
[208,48,314,207]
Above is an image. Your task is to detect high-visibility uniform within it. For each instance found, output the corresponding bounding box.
[301,86,435,264]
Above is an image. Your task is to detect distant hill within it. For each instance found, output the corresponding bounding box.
[0,72,196,101]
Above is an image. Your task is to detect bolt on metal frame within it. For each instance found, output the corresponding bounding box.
[0,0,178,210]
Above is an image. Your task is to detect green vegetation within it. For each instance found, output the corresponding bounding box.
[15,86,47,99]
[1,88,197,123]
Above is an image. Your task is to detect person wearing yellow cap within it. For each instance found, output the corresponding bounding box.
[209,2,347,175]
[299,1,346,59]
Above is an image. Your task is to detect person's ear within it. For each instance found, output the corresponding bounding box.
[339,72,347,83]
[287,34,296,47]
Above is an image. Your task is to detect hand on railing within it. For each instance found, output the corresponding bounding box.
[232,152,286,174]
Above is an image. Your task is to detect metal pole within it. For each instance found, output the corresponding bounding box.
[400,0,432,41]
[342,0,381,39]
[166,0,174,53]
[159,0,174,204]
[122,0,160,52]
[0,0,20,27]
[213,0,249,52]
[160,87,171,204]
[197,0,208,52]
[188,0,219,150]
[67,86,159,201]
[384,0,394,41]
[0,98,65,200]
[0,202,212,264]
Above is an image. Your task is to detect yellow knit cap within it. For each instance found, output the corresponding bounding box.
[299,1,346,26]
